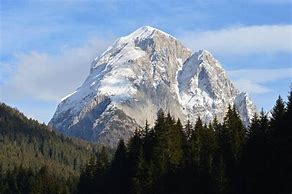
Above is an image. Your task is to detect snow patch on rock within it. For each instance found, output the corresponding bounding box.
[49,26,257,147]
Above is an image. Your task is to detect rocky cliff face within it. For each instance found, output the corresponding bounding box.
[49,26,257,147]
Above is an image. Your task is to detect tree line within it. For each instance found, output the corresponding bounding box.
[0,102,103,193]
[0,165,77,194]
[77,88,292,194]
[0,87,291,194]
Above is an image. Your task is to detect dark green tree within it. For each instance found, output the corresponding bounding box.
[269,93,292,193]
[243,110,269,194]
[76,156,97,194]
[268,96,286,193]
[110,139,129,194]
[151,111,167,176]
[184,119,192,140]
[220,105,245,192]
[283,86,292,192]
[93,147,110,194]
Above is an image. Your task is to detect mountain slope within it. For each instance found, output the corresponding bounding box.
[0,102,97,177]
[49,26,256,147]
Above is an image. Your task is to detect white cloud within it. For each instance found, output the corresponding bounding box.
[180,25,292,55]
[0,37,112,102]
[228,68,292,83]
[228,68,292,94]
[231,79,271,94]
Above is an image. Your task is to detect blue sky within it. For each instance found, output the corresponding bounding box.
[0,0,291,123]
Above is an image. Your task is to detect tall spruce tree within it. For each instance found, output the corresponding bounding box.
[183,117,204,192]
[76,156,97,194]
[142,120,154,162]
[167,117,184,168]
[283,86,292,192]
[269,92,292,193]
[222,105,245,165]
[220,105,245,193]
[110,139,129,194]
[152,110,167,176]
[268,96,286,193]
[185,119,193,140]
[128,128,144,193]
[243,111,270,194]
[93,147,110,194]
[190,117,204,169]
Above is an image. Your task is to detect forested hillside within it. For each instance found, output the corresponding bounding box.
[0,103,101,193]
[77,87,292,194]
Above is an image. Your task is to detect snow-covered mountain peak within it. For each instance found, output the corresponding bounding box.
[177,49,227,94]
[193,49,222,69]
[110,25,176,50]
[122,25,176,41]
[50,26,257,147]
[90,26,183,72]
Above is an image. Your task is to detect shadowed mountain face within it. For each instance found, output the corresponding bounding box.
[49,26,256,147]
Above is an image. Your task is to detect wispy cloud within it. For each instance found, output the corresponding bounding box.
[0,37,111,102]
[228,68,292,94]
[232,79,270,94]
[180,25,292,55]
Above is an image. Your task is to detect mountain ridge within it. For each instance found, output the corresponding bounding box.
[49,26,257,147]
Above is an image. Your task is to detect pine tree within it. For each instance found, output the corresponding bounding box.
[128,128,144,192]
[142,120,154,162]
[128,128,142,169]
[143,120,150,138]
[270,96,285,132]
[286,85,292,119]
[268,96,285,193]
[198,121,217,192]
[214,156,230,194]
[248,112,260,140]
[76,156,96,194]
[193,117,204,168]
[183,117,204,192]
[131,147,152,194]
[185,119,192,140]
[93,147,110,194]
[243,111,269,193]
[166,117,184,168]
[269,93,292,193]
[152,111,168,176]
[183,119,193,166]
[283,86,292,192]
[110,139,129,194]
[222,105,245,165]
[219,105,245,193]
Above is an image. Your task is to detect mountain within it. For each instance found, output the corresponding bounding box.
[49,26,257,147]
[0,102,97,177]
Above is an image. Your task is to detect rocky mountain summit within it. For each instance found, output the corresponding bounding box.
[49,26,257,147]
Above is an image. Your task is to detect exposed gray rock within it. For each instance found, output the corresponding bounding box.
[49,26,257,147]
